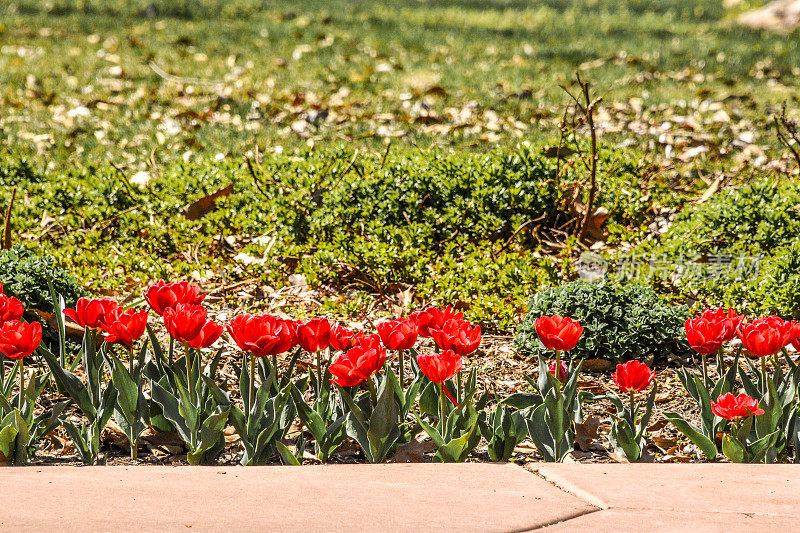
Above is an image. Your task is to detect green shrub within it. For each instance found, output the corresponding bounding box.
[0,244,86,313]
[515,281,689,363]
[623,178,800,317]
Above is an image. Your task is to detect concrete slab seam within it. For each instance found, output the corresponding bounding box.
[527,465,609,510]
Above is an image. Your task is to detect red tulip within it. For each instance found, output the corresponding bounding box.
[0,320,42,360]
[187,319,224,349]
[430,319,481,356]
[612,360,655,392]
[737,316,795,358]
[330,325,362,351]
[164,304,208,344]
[101,308,148,349]
[791,322,800,352]
[0,285,24,325]
[535,315,583,352]
[684,316,724,356]
[700,307,742,343]
[145,280,206,315]
[711,392,764,421]
[227,314,295,357]
[297,318,331,352]
[63,297,119,329]
[417,349,462,384]
[328,334,386,387]
[410,305,464,338]
[377,317,418,351]
[549,360,569,382]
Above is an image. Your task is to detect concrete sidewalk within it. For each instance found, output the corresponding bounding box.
[1,463,797,532]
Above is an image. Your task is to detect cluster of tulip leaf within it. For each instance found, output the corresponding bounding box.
[662,350,741,461]
[0,358,64,465]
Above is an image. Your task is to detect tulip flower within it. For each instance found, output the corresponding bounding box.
[228,313,296,411]
[0,285,24,325]
[330,325,362,351]
[410,305,464,338]
[700,307,742,343]
[297,318,331,353]
[711,392,764,421]
[328,334,386,393]
[187,319,224,349]
[145,280,206,315]
[737,316,794,358]
[791,322,800,352]
[612,360,655,393]
[63,297,119,330]
[685,315,726,388]
[377,317,419,387]
[417,349,462,427]
[534,315,583,352]
[101,307,148,351]
[549,360,569,382]
[430,319,481,356]
[417,349,462,384]
[163,304,207,344]
[0,320,42,410]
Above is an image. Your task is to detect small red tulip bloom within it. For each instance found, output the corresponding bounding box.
[612,360,655,392]
[737,316,795,358]
[63,297,119,329]
[700,307,742,343]
[377,317,419,351]
[101,308,148,349]
[417,349,463,384]
[164,304,208,344]
[187,320,224,349]
[430,319,481,356]
[535,315,583,352]
[0,285,24,325]
[328,334,387,387]
[145,280,206,316]
[0,320,42,360]
[549,360,569,382]
[685,316,724,356]
[711,392,765,421]
[297,318,331,353]
[410,305,464,338]
[227,314,295,357]
[330,325,362,351]
[791,322,800,352]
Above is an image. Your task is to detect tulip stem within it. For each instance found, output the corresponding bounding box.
[716,348,725,379]
[18,357,24,411]
[316,350,323,399]
[365,378,378,404]
[700,353,709,390]
[629,389,636,425]
[184,342,193,399]
[272,353,279,389]
[168,336,174,368]
[129,345,134,375]
[399,350,405,389]
[456,371,462,405]
[438,382,448,434]
[249,352,256,414]
[553,350,563,395]
[761,356,768,399]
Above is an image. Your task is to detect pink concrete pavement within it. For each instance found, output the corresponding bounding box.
[1,463,798,532]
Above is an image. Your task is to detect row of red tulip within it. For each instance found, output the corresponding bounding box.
[2,281,800,441]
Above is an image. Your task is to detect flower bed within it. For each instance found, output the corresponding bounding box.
[1,280,799,465]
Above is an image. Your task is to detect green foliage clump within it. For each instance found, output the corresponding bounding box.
[515,281,689,363]
[627,178,800,318]
[0,245,86,313]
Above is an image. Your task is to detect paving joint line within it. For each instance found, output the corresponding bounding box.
[511,507,605,532]
[524,464,609,510]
